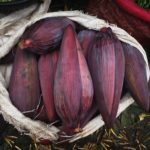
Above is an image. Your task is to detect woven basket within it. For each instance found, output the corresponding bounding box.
[0,1,149,143]
[85,0,150,47]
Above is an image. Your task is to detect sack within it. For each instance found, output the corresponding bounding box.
[0,1,149,143]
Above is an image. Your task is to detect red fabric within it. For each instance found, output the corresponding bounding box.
[85,0,150,47]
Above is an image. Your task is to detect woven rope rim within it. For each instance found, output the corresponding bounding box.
[0,10,149,143]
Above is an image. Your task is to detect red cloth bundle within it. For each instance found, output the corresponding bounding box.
[86,0,150,47]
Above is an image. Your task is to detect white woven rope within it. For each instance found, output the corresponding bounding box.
[0,3,149,142]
